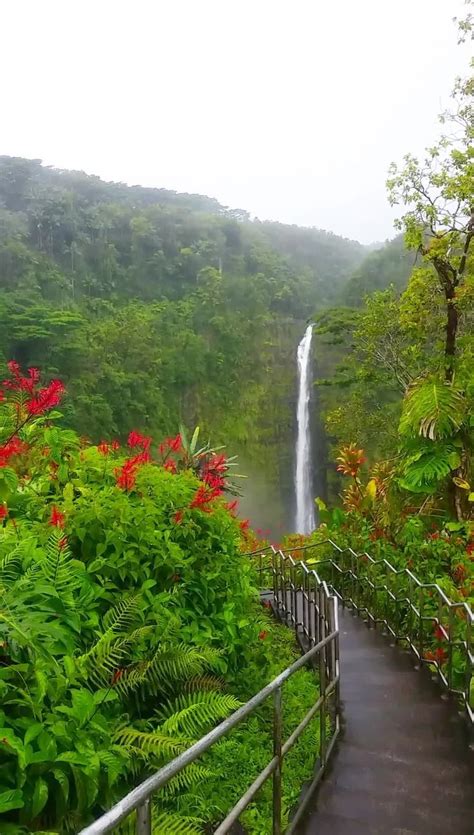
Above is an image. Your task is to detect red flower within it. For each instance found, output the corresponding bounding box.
[433,623,447,641]
[115,461,137,491]
[0,437,29,467]
[18,367,40,395]
[225,499,239,516]
[115,451,151,491]
[111,668,124,685]
[466,542,474,556]
[0,504,8,519]
[201,453,227,494]
[26,380,65,415]
[428,532,440,541]
[168,434,182,453]
[127,431,151,452]
[190,484,219,512]
[425,647,447,665]
[164,459,177,473]
[453,563,467,584]
[97,441,110,456]
[7,360,21,378]
[258,630,268,640]
[111,440,120,451]
[49,505,65,528]
[173,510,184,525]
[239,519,250,533]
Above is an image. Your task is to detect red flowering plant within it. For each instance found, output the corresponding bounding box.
[0,361,76,517]
[0,363,279,832]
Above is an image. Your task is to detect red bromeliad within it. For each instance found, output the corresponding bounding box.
[336,443,366,478]
[0,504,8,520]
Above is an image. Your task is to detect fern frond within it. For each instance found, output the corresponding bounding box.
[102,595,142,633]
[151,811,203,834]
[160,763,213,797]
[400,379,466,440]
[42,531,79,593]
[145,644,212,693]
[78,637,134,690]
[182,675,226,693]
[0,551,23,583]
[157,691,241,738]
[77,597,144,683]
[114,727,191,757]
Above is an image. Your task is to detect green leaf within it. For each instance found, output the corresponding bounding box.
[400,379,466,440]
[24,723,43,746]
[0,789,24,813]
[31,778,48,819]
[52,769,69,804]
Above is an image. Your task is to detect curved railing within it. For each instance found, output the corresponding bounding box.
[79,549,340,835]
[250,540,473,727]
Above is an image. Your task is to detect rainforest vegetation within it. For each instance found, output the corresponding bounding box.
[0,10,473,832]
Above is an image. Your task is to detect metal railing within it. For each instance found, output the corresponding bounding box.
[79,549,340,835]
[252,539,473,727]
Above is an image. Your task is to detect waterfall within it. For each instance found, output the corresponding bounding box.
[295,324,315,534]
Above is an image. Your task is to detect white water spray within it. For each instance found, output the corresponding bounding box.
[295,324,315,534]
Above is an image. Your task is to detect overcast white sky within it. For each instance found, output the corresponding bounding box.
[2,0,471,243]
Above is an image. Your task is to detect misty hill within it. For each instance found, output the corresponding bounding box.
[0,156,368,307]
[343,235,415,305]
[0,155,411,527]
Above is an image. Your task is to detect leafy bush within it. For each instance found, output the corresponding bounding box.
[0,362,291,833]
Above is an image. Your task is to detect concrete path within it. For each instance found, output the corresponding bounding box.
[298,606,474,835]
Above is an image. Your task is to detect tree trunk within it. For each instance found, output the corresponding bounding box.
[444,285,458,384]
[434,261,463,517]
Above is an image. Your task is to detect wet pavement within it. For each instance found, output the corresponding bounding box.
[299,607,474,834]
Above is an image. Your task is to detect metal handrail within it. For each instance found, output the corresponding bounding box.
[251,539,473,726]
[79,549,340,835]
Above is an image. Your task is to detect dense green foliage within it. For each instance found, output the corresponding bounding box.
[0,155,375,529]
[342,235,414,306]
[315,62,474,524]
[0,365,325,833]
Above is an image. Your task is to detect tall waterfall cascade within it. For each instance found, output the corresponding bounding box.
[295,324,315,534]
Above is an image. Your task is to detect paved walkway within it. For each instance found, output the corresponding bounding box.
[299,606,474,835]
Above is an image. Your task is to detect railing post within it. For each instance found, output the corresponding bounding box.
[418,586,425,665]
[319,586,327,767]
[136,798,151,835]
[447,606,454,691]
[273,686,283,835]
